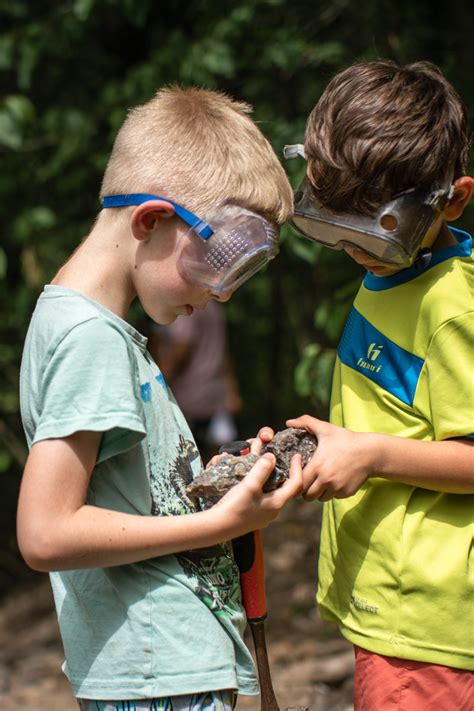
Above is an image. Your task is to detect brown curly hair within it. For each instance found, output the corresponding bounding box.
[305,60,470,215]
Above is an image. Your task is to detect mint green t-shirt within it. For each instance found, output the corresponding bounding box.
[20,285,258,699]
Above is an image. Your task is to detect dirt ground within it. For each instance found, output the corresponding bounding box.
[0,498,354,711]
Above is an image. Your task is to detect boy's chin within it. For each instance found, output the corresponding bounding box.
[364,263,402,277]
[157,304,194,323]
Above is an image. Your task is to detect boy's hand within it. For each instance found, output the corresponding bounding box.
[287,415,374,501]
[206,426,274,467]
[215,451,303,537]
[249,426,274,454]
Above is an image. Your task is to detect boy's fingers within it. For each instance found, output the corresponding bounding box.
[289,452,302,476]
[207,453,224,467]
[317,490,334,502]
[270,453,303,502]
[244,452,276,490]
[286,415,325,434]
[257,426,274,442]
[287,453,304,496]
[303,480,329,502]
[302,485,319,502]
[249,426,274,454]
[301,455,320,491]
[248,437,264,455]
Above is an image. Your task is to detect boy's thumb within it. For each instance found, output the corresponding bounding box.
[246,452,276,488]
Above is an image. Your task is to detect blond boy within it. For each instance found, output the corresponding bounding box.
[17,87,302,710]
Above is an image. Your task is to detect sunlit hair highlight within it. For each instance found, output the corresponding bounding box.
[304,60,470,215]
[101,86,293,224]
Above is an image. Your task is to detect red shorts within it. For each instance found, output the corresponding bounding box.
[353,646,474,711]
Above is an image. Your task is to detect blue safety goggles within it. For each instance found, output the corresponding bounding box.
[101,193,214,239]
[102,193,279,293]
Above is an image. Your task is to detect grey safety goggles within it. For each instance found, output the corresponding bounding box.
[284,144,453,267]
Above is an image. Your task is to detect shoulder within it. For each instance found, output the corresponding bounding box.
[347,264,470,367]
[32,285,138,345]
[358,250,472,329]
[417,256,473,335]
[24,287,144,381]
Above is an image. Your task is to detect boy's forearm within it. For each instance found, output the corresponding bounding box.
[19,504,243,573]
[371,433,474,494]
[17,435,303,573]
[16,435,252,573]
[288,416,474,500]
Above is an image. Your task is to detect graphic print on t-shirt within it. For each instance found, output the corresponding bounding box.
[144,404,242,617]
[150,433,201,516]
[178,546,243,616]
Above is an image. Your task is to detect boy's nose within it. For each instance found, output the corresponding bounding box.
[212,290,233,303]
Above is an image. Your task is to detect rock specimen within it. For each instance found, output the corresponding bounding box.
[186,427,318,502]
[263,426,318,491]
[185,453,259,501]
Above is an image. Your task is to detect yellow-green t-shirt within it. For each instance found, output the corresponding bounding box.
[317,228,474,671]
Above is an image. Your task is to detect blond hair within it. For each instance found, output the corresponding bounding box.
[100,86,293,224]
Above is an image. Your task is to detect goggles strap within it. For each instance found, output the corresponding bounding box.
[283,144,307,160]
[101,194,214,239]
[414,248,433,270]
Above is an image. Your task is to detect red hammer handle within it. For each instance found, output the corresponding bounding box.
[219,440,280,710]
[232,529,267,619]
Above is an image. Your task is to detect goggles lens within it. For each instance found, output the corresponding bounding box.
[176,205,279,293]
[290,176,450,267]
[283,145,453,267]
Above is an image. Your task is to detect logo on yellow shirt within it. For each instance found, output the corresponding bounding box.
[356,343,384,372]
[367,343,383,361]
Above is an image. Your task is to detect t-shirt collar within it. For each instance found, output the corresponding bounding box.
[363,227,472,291]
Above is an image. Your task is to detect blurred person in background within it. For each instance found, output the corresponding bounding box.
[148,299,241,462]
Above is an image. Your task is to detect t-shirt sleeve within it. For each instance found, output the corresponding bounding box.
[33,318,146,462]
[424,313,474,440]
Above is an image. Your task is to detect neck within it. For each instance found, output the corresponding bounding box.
[424,220,456,255]
[51,211,136,319]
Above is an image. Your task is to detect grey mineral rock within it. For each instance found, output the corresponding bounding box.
[262,427,318,491]
[186,453,259,502]
[186,427,318,501]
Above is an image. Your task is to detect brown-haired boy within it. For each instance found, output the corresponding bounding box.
[17,87,303,710]
[284,60,473,709]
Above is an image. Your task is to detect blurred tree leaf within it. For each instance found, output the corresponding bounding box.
[0,110,22,148]
[12,207,56,243]
[0,248,7,279]
[295,343,336,407]
[73,0,96,21]
[0,449,12,472]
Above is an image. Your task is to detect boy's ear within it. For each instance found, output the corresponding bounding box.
[444,176,474,221]
[131,200,176,240]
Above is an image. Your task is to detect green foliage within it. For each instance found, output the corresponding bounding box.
[1,0,473,480]
[295,343,336,404]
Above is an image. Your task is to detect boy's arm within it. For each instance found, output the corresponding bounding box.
[17,431,303,572]
[286,415,474,500]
